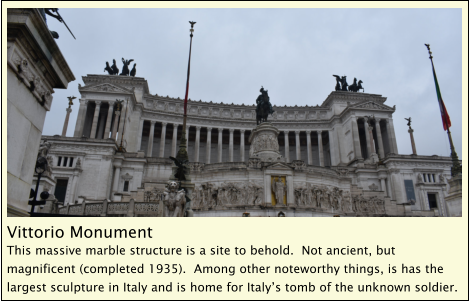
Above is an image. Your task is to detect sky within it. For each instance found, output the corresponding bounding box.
[42,7,464,158]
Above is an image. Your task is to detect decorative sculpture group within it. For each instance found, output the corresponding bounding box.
[104,58,137,77]
[293,183,385,214]
[163,181,186,217]
[191,181,264,208]
[255,86,275,125]
[333,75,364,92]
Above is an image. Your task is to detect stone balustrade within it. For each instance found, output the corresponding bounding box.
[53,199,161,217]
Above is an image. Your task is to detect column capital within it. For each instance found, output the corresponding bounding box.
[162,122,168,127]
[150,120,156,125]
[80,99,89,105]
[196,126,201,130]
[408,128,414,133]
[173,123,179,127]
[108,100,115,106]
[66,107,72,113]
[95,101,102,106]
[368,126,374,131]
[229,128,234,133]
[295,130,300,135]
[284,130,289,135]
[240,129,245,134]
[218,128,224,133]
[306,130,311,135]
[207,127,212,132]
[316,130,322,135]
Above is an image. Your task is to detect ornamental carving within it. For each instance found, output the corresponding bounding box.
[188,162,205,172]
[135,203,159,212]
[368,183,379,191]
[11,53,53,108]
[248,158,262,168]
[249,134,279,155]
[336,168,350,177]
[292,160,307,170]
[354,102,391,111]
[351,194,385,214]
[191,181,264,209]
[85,203,103,215]
[293,184,347,211]
[144,187,165,203]
[107,203,129,212]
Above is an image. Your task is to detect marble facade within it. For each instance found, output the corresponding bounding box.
[36,74,460,217]
[7,9,75,216]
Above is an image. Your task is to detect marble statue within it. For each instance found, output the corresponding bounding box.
[272,177,286,206]
[163,181,186,217]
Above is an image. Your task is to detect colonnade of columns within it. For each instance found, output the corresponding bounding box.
[139,121,332,167]
[351,116,398,160]
[73,99,126,141]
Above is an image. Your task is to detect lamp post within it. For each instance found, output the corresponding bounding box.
[29,157,49,214]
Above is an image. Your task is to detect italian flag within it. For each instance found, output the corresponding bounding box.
[431,61,452,131]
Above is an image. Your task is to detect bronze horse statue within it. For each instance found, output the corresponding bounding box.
[256,87,275,125]
[348,78,364,92]
[111,59,119,75]
[104,62,113,75]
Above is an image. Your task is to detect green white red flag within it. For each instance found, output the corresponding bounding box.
[430,60,452,131]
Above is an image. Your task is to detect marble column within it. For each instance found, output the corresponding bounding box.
[328,129,339,166]
[364,119,372,157]
[159,122,167,158]
[111,110,121,141]
[295,131,301,160]
[136,119,144,151]
[375,119,385,158]
[379,177,387,196]
[89,101,102,139]
[171,124,179,157]
[368,125,376,153]
[386,119,399,154]
[240,130,245,162]
[103,101,115,139]
[206,128,212,164]
[112,164,121,195]
[408,128,417,155]
[70,170,81,205]
[306,131,312,165]
[147,121,156,157]
[351,117,362,159]
[74,99,88,137]
[186,125,190,141]
[284,131,290,162]
[218,128,223,163]
[62,107,72,136]
[317,130,324,167]
[117,103,127,144]
[194,126,201,162]
[229,129,234,162]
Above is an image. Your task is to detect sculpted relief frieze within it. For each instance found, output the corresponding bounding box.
[10,49,53,109]
[191,181,264,209]
[292,183,385,214]
[249,134,279,155]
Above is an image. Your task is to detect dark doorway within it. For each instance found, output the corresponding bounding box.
[54,179,69,203]
[427,193,438,209]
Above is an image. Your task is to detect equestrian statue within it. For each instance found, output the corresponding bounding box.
[255,86,275,125]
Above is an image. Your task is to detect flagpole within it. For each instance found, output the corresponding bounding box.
[425,44,461,176]
[176,21,196,162]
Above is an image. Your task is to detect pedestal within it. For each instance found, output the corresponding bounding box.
[445,174,462,217]
[248,122,285,163]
